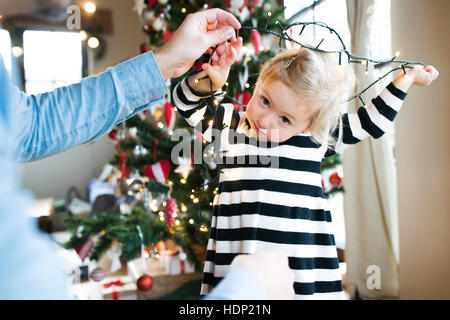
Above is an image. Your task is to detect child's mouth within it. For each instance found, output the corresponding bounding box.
[253,122,267,136]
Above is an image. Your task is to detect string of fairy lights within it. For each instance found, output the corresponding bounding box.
[200,19,425,108]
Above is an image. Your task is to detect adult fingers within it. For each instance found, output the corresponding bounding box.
[205,26,236,48]
[200,8,241,30]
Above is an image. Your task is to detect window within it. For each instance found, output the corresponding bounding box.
[23,30,82,95]
[284,0,351,53]
[284,0,350,251]
[0,29,12,76]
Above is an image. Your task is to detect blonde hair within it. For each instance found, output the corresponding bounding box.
[256,47,355,147]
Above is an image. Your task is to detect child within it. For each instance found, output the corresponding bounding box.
[173,37,439,299]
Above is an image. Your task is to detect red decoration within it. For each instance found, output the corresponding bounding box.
[75,239,94,262]
[103,280,126,300]
[162,30,175,43]
[251,29,263,55]
[144,159,170,184]
[140,43,149,54]
[164,197,177,228]
[233,91,252,111]
[227,0,248,12]
[117,152,131,181]
[329,172,343,187]
[143,24,153,32]
[137,274,153,291]
[108,129,117,140]
[248,0,260,11]
[145,0,157,8]
[164,102,176,131]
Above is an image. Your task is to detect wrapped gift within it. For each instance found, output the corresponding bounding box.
[127,257,167,282]
[101,276,137,300]
[166,251,195,275]
[159,250,173,271]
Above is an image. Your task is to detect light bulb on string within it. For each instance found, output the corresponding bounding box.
[88,37,100,49]
[12,46,23,58]
[79,30,88,41]
[84,2,97,14]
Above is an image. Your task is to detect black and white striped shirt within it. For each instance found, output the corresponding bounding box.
[173,77,407,299]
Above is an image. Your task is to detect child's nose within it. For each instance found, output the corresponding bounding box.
[258,112,274,129]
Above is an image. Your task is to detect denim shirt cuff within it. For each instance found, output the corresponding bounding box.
[108,51,168,122]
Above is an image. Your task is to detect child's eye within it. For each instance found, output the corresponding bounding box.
[261,96,270,107]
[280,116,290,125]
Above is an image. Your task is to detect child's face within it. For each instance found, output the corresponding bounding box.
[245,79,313,143]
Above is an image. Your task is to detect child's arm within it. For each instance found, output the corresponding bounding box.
[327,65,439,156]
[173,37,243,139]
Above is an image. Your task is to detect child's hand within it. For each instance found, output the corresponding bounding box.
[189,36,243,93]
[407,65,439,86]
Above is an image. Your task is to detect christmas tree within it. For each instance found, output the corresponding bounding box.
[64,0,345,272]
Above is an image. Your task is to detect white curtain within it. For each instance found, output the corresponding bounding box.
[344,0,400,299]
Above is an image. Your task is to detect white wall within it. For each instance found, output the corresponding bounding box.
[392,0,450,299]
[20,0,148,199]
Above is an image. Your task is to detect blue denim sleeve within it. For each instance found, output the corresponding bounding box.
[9,51,167,162]
[202,268,269,300]
[1,56,70,299]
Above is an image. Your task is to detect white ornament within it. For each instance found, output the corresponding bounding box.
[230,0,245,11]
[158,0,169,4]
[263,3,272,11]
[239,6,250,21]
[208,161,217,170]
[152,16,164,31]
[141,9,155,25]
[174,156,192,180]
[134,0,147,16]
[106,243,122,273]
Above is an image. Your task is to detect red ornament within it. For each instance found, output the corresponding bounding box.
[117,152,131,181]
[75,239,94,262]
[144,159,170,184]
[329,172,343,187]
[250,29,263,55]
[140,43,149,54]
[164,102,176,131]
[233,91,252,112]
[164,197,177,228]
[145,0,157,8]
[137,274,153,291]
[108,129,117,140]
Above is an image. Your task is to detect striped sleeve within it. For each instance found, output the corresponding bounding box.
[172,77,241,142]
[328,82,407,155]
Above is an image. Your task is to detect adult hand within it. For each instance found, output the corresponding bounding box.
[154,8,241,80]
[229,251,295,300]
